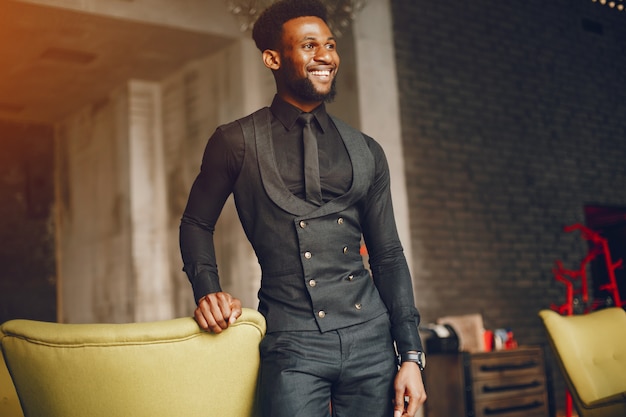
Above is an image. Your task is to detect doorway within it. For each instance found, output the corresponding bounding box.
[584,205,626,307]
[0,120,56,323]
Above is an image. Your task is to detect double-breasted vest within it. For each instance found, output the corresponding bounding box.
[227,107,389,334]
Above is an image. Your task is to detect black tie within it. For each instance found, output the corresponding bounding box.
[298,113,323,205]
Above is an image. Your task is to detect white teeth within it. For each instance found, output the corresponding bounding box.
[310,70,330,77]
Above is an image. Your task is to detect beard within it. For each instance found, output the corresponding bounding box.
[288,76,337,104]
[281,57,338,103]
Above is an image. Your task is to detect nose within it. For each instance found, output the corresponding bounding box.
[314,47,332,63]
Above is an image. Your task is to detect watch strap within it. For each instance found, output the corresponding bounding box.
[399,351,425,371]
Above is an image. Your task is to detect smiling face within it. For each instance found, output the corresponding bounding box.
[264,16,340,112]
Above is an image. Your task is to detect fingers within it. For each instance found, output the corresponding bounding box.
[194,292,242,333]
[394,393,425,417]
[406,392,424,417]
[229,298,242,324]
[393,391,405,417]
[194,307,209,330]
[195,298,227,332]
[400,387,426,417]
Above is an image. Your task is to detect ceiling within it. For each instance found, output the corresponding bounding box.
[0,1,234,125]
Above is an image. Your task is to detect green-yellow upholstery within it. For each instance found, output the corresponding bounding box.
[539,308,626,417]
[0,308,266,417]
[0,349,24,417]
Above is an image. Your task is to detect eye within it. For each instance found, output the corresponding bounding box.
[325,43,336,50]
[303,43,315,50]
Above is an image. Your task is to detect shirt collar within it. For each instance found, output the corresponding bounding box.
[270,95,330,133]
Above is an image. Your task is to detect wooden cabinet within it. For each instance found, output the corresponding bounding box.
[423,346,550,417]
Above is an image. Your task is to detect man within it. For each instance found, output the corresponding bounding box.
[179,1,426,416]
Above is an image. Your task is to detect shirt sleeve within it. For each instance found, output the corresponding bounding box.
[360,136,424,355]
[179,125,244,304]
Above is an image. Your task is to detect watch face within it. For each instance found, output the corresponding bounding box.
[415,351,425,370]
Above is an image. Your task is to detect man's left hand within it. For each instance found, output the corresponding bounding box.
[393,361,427,417]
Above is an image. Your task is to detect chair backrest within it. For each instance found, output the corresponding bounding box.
[1,308,266,417]
[539,308,626,416]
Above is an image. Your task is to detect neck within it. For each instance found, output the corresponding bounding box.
[275,90,322,113]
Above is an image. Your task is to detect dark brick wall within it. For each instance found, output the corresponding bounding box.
[0,120,56,323]
[391,0,626,410]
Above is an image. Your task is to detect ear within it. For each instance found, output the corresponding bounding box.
[262,49,280,70]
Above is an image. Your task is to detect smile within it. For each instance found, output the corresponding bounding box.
[309,69,332,78]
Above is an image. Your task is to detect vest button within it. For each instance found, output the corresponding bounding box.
[299,220,307,228]
[304,251,312,259]
[337,217,344,225]
[347,275,354,281]
[309,279,317,287]
[355,303,362,310]
[343,246,348,254]
[318,310,326,318]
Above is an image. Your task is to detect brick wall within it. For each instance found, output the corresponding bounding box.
[391,0,626,410]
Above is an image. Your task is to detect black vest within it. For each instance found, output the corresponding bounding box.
[230,108,388,333]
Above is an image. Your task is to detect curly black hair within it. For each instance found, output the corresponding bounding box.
[252,0,328,52]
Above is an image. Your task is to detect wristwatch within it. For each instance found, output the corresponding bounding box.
[400,351,426,371]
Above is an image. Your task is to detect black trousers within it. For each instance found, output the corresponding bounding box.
[258,313,397,417]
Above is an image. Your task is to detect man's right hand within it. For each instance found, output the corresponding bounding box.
[194,292,242,333]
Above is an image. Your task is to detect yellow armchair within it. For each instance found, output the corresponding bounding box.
[0,308,266,417]
[539,308,626,417]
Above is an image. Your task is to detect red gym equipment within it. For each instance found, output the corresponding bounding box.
[551,223,624,417]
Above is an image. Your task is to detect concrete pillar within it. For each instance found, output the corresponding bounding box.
[127,80,173,322]
[57,80,173,323]
[353,0,414,275]
[354,8,425,416]
[56,84,135,323]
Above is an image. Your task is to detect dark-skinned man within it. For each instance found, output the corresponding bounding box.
[180,1,427,416]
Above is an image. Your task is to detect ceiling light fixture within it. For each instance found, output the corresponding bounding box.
[225,0,368,37]
[591,0,625,11]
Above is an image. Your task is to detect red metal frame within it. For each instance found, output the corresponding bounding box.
[563,223,623,308]
[551,223,624,417]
